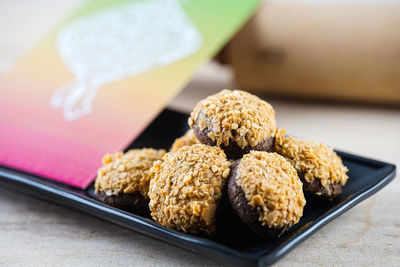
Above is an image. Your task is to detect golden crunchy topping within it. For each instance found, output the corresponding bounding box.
[236,151,306,228]
[94,148,166,197]
[188,89,276,148]
[149,144,231,234]
[274,128,349,187]
[169,129,200,153]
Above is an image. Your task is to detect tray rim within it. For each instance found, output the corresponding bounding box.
[0,150,396,266]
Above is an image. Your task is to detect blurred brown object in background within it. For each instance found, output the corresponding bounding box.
[217,1,400,105]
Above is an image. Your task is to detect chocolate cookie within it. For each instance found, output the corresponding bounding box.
[94,148,166,214]
[169,129,200,153]
[188,89,276,159]
[227,152,306,237]
[299,172,342,199]
[96,191,149,214]
[192,123,274,159]
[148,144,231,234]
[274,128,348,199]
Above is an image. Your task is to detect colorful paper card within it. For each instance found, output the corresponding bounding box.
[0,0,260,188]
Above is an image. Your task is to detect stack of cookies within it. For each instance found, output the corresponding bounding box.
[94,89,349,237]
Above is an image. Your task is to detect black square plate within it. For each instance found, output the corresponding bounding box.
[0,109,396,266]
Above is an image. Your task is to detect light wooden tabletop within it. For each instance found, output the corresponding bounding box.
[1,1,399,266]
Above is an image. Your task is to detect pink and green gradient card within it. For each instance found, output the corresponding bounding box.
[0,0,259,189]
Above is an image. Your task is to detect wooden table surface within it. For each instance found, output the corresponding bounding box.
[1,1,399,266]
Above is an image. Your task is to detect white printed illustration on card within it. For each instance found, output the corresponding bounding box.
[51,0,202,121]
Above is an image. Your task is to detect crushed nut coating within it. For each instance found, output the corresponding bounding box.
[149,144,231,234]
[169,129,200,153]
[94,148,166,197]
[188,89,276,148]
[274,128,349,187]
[236,151,306,228]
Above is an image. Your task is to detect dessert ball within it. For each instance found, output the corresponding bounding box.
[94,148,166,213]
[274,128,349,199]
[188,89,276,159]
[227,151,306,237]
[149,144,231,234]
[169,129,200,153]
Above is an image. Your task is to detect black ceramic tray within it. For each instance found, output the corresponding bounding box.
[0,109,396,266]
